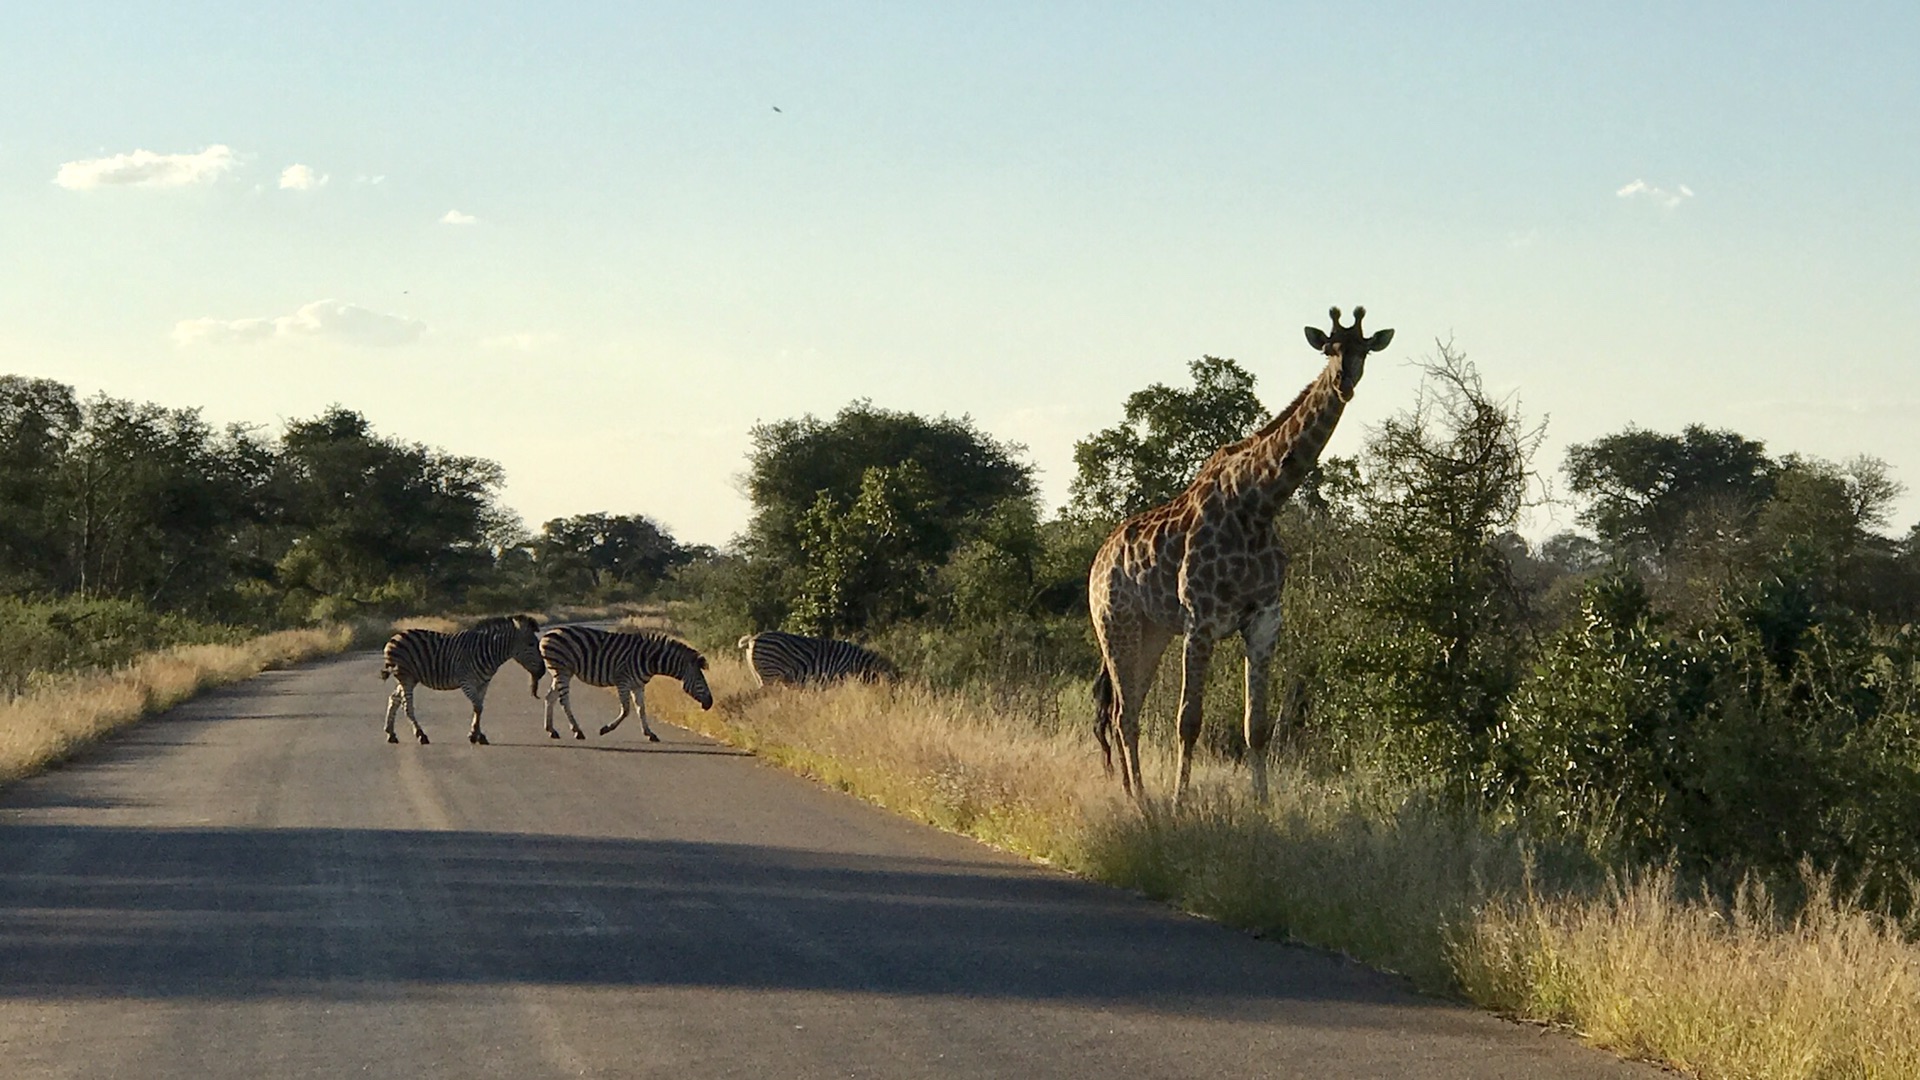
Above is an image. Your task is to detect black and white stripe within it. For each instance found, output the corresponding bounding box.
[379,615,545,745]
[539,625,713,741]
[737,631,897,688]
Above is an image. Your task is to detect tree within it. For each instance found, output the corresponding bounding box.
[1563,424,1776,559]
[787,461,943,635]
[274,407,507,613]
[534,513,689,596]
[740,401,1035,631]
[0,377,82,592]
[57,395,266,608]
[1067,356,1266,522]
[1341,343,1545,787]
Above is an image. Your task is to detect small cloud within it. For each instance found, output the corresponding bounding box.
[55,145,236,190]
[173,298,426,348]
[440,209,477,225]
[1616,179,1694,210]
[353,174,387,185]
[279,163,327,190]
[1507,228,1541,250]
[479,332,562,351]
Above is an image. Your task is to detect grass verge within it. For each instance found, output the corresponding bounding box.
[0,624,358,788]
[646,652,1920,1080]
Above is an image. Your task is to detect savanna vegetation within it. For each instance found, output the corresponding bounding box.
[10,342,1920,1077]
[0,373,687,778]
[660,347,1920,1079]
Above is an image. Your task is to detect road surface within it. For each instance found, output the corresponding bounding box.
[0,648,1656,1078]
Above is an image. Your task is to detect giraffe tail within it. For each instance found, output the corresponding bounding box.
[1092,664,1117,778]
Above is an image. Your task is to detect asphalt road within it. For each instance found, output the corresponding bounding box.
[0,647,1658,1079]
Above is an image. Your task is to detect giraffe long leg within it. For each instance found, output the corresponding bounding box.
[601,686,633,736]
[465,679,492,745]
[1110,624,1175,806]
[384,683,406,743]
[1172,634,1215,810]
[1241,603,1285,806]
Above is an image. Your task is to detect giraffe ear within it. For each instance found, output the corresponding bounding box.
[1304,327,1329,350]
[1367,328,1394,352]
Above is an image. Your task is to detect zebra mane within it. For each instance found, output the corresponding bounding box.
[630,629,708,670]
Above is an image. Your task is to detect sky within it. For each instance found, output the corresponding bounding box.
[5,2,1918,547]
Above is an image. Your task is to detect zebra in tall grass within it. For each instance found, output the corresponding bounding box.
[539,625,713,741]
[737,631,897,688]
[379,615,545,745]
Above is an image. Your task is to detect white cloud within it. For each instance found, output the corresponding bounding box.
[353,174,387,185]
[479,332,561,351]
[173,299,427,348]
[279,163,327,190]
[1616,179,1694,209]
[55,145,236,190]
[440,209,477,225]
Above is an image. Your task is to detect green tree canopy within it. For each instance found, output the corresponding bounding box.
[1067,355,1266,522]
[273,406,507,611]
[1563,424,1776,558]
[745,400,1034,568]
[534,513,690,594]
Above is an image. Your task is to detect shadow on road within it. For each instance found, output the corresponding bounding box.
[0,823,1421,1015]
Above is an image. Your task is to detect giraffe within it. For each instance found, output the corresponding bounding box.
[1088,306,1393,808]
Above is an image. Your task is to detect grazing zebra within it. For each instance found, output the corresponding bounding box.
[539,625,713,741]
[737,630,897,688]
[379,615,545,745]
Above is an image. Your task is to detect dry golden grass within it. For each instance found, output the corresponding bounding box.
[0,625,353,787]
[1456,870,1920,1080]
[646,650,1920,1080]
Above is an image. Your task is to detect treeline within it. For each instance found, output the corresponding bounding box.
[0,375,696,628]
[679,350,1920,912]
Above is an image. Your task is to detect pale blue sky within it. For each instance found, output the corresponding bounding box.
[5,2,1917,544]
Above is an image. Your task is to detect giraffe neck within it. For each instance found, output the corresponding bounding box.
[1199,353,1351,517]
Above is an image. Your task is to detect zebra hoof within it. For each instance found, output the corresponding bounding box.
[548,730,560,739]
[646,732,661,743]
[417,733,430,745]
[598,725,613,736]
[574,731,586,741]
[471,732,488,745]
[386,732,399,744]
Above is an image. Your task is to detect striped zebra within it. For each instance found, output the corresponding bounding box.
[379,615,545,745]
[737,631,897,688]
[539,625,713,741]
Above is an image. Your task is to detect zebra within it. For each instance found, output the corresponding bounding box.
[539,625,713,741]
[737,630,897,688]
[379,615,545,745]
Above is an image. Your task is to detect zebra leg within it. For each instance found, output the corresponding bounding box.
[400,682,429,745]
[384,683,407,743]
[552,675,587,740]
[637,684,660,742]
[600,686,632,736]
[544,674,565,738]
[465,679,491,745]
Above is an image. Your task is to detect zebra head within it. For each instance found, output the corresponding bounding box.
[509,615,546,696]
[682,650,714,711]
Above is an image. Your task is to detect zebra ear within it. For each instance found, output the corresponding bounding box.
[699,655,710,669]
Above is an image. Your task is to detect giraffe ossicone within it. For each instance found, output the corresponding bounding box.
[1088,305,1393,808]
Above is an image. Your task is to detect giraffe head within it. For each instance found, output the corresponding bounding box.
[1303,306,1393,397]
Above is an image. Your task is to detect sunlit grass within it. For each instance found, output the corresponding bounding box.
[647,650,1920,1079]
[0,625,355,787]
